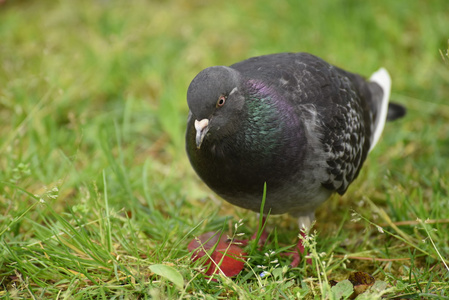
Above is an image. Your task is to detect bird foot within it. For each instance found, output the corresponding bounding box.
[282,251,312,268]
[281,251,301,268]
[281,231,312,267]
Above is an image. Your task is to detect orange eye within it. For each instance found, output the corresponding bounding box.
[217,95,226,107]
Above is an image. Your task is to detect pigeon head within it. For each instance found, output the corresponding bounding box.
[187,66,245,149]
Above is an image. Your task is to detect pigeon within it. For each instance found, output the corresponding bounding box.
[185,52,405,266]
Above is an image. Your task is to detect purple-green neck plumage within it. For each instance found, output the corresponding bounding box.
[239,80,295,155]
[239,82,286,156]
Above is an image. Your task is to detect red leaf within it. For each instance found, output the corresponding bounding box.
[188,231,246,278]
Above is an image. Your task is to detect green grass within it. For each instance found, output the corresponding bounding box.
[1,0,448,298]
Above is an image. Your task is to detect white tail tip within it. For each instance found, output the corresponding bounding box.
[369,68,391,151]
[370,67,391,94]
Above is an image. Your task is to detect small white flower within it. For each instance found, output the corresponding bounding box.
[376,225,384,233]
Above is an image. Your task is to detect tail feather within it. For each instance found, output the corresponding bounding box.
[387,102,406,121]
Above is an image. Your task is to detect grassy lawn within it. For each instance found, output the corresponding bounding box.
[1,0,448,298]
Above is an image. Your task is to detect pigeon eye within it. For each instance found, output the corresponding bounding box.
[217,96,226,107]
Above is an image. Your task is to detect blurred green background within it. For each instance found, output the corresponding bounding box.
[1,0,448,298]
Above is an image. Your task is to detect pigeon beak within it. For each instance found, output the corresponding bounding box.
[194,119,210,149]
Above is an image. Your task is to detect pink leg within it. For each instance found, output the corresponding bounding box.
[283,231,312,267]
[233,218,313,267]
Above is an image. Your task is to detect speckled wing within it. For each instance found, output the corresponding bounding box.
[319,67,375,194]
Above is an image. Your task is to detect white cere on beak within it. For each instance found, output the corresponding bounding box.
[194,119,210,149]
